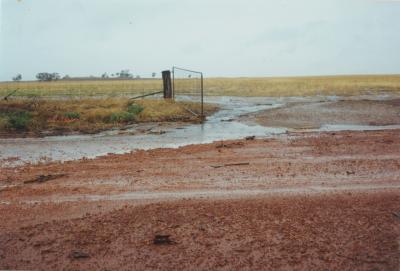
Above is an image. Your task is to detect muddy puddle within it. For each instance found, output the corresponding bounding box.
[1,95,399,167]
[243,95,400,130]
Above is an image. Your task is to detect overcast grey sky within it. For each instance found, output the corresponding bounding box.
[1,0,400,80]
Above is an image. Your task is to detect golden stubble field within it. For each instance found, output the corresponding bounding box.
[1,74,400,97]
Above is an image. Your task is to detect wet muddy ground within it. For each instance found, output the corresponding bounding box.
[1,128,400,270]
[243,97,400,129]
[1,95,400,270]
[1,192,399,271]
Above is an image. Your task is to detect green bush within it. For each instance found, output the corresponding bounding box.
[127,104,144,115]
[7,111,32,130]
[108,112,136,123]
[64,112,80,119]
[0,116,8,130]
[106,104,143,123]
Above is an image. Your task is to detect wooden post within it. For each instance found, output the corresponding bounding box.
[162,70,172,99]
[200,73,204,121]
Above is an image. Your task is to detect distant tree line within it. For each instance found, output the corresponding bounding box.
[11,70,158,82]
[98,70,159,80]
[36,73,61,81]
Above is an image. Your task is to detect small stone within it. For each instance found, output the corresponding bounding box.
[70,250,90,259]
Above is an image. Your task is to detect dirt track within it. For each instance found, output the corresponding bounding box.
[1,129,400,270]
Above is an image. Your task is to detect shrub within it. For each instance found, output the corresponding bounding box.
[0,116,8,130]
[64,112,80,120]
[7,111,32,130]
[106,104,143,123]
[127,104,144,115]
[108,112,136,123]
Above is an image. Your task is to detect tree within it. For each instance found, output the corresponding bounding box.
[118,69,133,79]
[152,72,156,78]
[101,73,109,79]
[12,74,22,82]
[36,72,61,81]
[53,73,61,80]
[36,73,51,81]
[63,75,70,80]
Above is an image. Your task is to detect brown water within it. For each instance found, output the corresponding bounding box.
[1,95,399,167]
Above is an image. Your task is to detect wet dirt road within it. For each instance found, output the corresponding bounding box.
[1,128,400,270]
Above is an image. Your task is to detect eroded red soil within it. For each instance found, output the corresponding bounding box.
[1,129,400,270]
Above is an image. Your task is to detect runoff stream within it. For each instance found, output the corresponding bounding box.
[1,95,400,167]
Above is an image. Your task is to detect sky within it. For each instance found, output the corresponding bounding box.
[0,0,400,81]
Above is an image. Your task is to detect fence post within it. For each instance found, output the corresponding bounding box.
[162,70,172,99]
[200,72,204,122]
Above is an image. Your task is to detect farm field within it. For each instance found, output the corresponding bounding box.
[1,74,400,97]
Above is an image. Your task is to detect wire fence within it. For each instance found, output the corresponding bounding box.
[0,78,164,99]
[172,67,204,118]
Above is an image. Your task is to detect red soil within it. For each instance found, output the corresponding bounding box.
[1,129,399,270]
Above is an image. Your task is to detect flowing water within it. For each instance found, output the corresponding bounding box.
[1,95,399,167]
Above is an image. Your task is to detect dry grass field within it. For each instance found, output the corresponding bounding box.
[205,74,400,96]
[0,99,215,136]
[0,79,163,97]
[1,74,400,97]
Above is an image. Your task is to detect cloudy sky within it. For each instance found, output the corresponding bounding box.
[0,0,400,80]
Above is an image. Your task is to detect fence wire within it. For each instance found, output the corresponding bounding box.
[172,67,204,119]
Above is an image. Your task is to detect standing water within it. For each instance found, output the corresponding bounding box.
[0,96,286,167]
[2,95,399,167]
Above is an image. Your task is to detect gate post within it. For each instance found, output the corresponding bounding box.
[162,70,172,99]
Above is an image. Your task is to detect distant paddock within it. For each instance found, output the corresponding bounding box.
[1,74,400,97]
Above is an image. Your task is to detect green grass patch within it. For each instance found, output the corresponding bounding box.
[108,112,136,123]
[0,116,9,130]
[1,111,32,130]
[127,103,144,115]
[64,112,80,119]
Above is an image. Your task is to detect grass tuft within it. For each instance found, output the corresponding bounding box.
[127,103,144,115]
[64,112,80,120]
[108,112,136,123]
[5,111,32,130]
